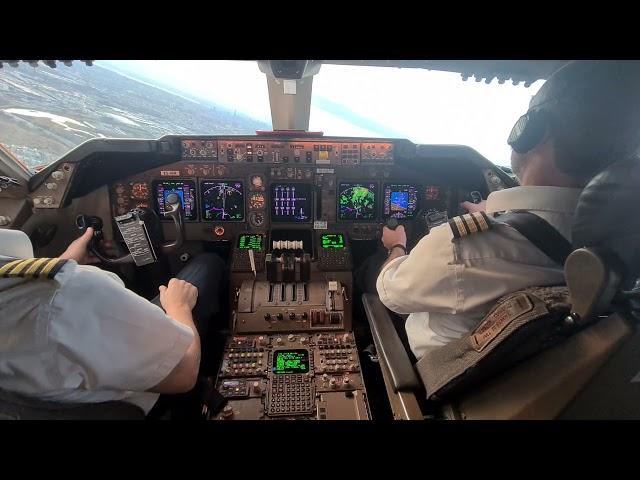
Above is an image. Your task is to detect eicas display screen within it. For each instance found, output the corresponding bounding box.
[383,184,419,219]
[270,183,312,222]
[153,180,197,220]
[338,182,378,221]
[321,233,345,249]
[200,181,245,221]
[237,234,263,251]
[272,350,310,374]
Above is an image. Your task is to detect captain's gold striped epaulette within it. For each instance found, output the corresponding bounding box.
[448,211,492,239]
[0,258,69,279]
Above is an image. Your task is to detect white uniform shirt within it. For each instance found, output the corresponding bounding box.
[376,186,582,360]
[0,259,194,414]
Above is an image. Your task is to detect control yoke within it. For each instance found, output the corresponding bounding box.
[76,193,185,266]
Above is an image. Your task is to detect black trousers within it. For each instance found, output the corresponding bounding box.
[147,253,226,419]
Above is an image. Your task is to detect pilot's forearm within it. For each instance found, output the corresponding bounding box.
[165,305,201,378]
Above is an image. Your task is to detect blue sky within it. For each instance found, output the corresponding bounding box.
[99,60,543,166]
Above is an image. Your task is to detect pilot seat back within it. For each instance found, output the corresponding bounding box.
[418,158,640,419]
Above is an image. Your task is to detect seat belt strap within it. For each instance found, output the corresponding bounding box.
[493,210,573,266]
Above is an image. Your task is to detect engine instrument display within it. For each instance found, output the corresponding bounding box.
[270,183,312,223]
[383,184,419,219]
[238,234,264,251]
[338,182,378,221]
[200,181,245,221]
[153,180,196,220]
[320,233,345,249]
[272,350,310,374]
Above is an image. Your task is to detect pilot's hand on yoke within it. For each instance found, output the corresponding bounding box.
[59,227,98,264]
[460,200,487,214]
[382,225,407,250]
[159,278,198,314]
[59,227,114,264]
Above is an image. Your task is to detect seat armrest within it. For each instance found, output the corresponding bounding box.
[362,293,421,392]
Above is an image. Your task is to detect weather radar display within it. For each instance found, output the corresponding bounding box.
[338,182,378,220]
[200,181,245,221]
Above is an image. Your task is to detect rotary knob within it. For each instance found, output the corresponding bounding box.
[329,378,337,389]
[289,312,296,320]
[300,337,308,344]
[252,381,261,394]
[258,335,268,345]
[287,334,296,341]
[343,376,350,385]
[33,197,42,205]
[222,405,234,419]
[45,182,57,190]
[276,337,283,344]
[43,197,54,205]
[51,170,64,181]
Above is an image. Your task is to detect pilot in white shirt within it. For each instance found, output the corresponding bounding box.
[0,228,222,415]
[377,186,581,359]
[377,60,640,360]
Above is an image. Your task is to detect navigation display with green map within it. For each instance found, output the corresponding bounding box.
[338,182,378,221]
[272,350,310,374]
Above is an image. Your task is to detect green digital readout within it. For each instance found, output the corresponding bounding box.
[321,233,345,249]
[272,350,309,374]
[237,234,263,251]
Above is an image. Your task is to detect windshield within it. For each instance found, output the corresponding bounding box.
[0,60,542,172]
[310,64,544,167]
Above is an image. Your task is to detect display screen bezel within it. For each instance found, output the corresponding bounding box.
[199,180,246,222]
[337,181,379,222]
[383,183,420,219]
[237,234,264,251]
[269,182,314,224]
[152,179,198,221]
[272,349,310,375]
[320,233,346,249]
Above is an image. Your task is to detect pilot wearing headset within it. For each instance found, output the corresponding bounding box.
[0,227,225,416]
[375,60,640,361]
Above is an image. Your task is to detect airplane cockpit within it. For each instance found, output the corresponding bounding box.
[1,60,639,420]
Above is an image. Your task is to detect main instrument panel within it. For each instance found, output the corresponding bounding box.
[108,137,471,245]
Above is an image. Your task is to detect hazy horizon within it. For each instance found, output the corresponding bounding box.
[97,60,544,166]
